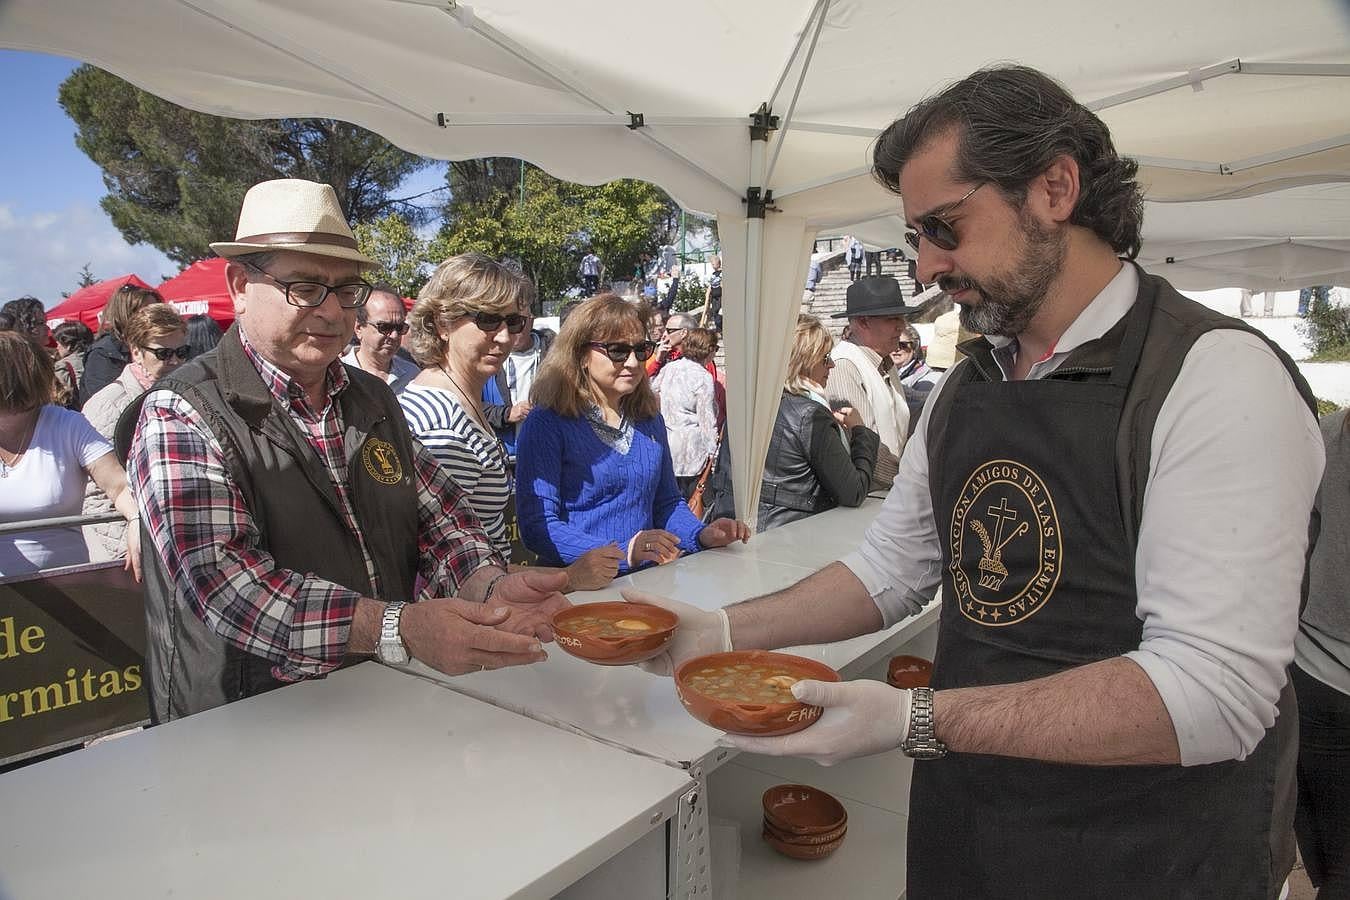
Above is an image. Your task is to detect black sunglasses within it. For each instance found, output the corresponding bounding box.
[588,340,657,363]
[239,259,373,309]
[368,320,410,336]
[142,345,191,361]
[464,311,528,335]
[897,341,914,350]
[904,182,983,253]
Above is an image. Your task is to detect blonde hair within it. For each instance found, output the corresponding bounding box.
[407,253,534,367]
[125,303,187,350]
[100,284,162,340]
[784,314,834,395]
[532,293,658,420]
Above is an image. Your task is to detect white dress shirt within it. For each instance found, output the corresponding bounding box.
[842,264,1324,765]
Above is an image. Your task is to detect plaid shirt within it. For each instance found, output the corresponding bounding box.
[127,333,504,682]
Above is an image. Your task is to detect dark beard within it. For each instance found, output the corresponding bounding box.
[939,212,1066,337]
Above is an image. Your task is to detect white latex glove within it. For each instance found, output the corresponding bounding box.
[622,589,732,677]
[720,679,912,766]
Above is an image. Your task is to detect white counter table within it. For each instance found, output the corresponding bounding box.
[401,500,939,898]
[409,499,938,771]
[0,664,693,900]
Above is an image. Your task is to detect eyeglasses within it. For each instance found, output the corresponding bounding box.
[368,321,410,336]
[588,340,658,363]
[904,182,983,253]
[142,345,191,361]
[464,312,528,335]
[897,342,914,350]
[240,260,372,308]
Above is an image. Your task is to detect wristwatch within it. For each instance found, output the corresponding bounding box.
[376,601,410,665]
[900,687,948,760]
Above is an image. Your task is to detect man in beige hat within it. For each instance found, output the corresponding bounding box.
[121,179,569,722]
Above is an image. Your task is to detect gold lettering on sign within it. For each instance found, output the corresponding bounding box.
[0,615,144,724]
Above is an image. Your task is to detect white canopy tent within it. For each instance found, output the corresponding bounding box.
[5,0,1349,521]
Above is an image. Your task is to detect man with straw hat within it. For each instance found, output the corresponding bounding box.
[121,179,568,722]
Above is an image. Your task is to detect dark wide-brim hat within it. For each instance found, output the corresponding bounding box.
[830,276,922,318]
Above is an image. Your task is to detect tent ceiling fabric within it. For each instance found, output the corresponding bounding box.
[5,0,1348,523]
[4,0,1348,217]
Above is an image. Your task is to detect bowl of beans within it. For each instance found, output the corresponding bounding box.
[674,650,841,736]
[551,601,679,665]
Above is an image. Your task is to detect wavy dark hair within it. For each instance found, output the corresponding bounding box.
[873,65,1144,259]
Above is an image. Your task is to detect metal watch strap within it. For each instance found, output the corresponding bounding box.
[377,601,409,665]
[901,686,948,760]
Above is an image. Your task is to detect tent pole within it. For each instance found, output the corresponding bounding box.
[735,125,771,526]
[764,0,830,189]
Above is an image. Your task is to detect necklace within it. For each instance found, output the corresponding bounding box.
[438,365,505,457]
[0,410,39,479]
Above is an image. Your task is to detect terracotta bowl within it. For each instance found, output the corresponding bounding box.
[762,826,846,860]
[551,602,678,666]
[761,783,848,836]
[675,651,841,736]
[762,816,847,846]
[886,654,934,689]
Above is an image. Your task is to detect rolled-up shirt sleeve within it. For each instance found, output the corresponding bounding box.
[1125,331,1323,764]
[840,371,948,625]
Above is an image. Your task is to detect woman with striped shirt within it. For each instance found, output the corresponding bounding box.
[402,254,621,591]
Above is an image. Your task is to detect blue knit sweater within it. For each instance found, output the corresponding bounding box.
[515,407,706,573]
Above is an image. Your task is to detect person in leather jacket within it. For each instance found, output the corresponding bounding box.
[757,314,880,531]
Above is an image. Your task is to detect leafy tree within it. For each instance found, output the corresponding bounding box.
[353,214,430,298]
[433,163,675,307]
[59,65,440,266]
[76,263,97,288]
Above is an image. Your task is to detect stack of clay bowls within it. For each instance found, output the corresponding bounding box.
[761,784,847,860]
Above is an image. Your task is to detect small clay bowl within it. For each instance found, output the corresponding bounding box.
[675,650,841,736]
[551,602,678,666]
[886,654,934,689]
[762,826,846,860]
[762,783,848,836]
[762,816,847,846]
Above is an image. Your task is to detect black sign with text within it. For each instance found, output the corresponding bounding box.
[0,563,148,765]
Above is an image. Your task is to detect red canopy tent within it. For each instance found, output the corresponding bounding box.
[45,274,152,330]
[155,258,235,329]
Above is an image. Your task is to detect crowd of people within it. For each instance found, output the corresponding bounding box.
[1,61,1347,899]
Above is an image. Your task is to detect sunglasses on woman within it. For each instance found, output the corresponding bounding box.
[369,321,410,336]
[588,340,658,363]
[143,345,192,361]
[465,311,528,335]
[897,341,914,350]
[904,182,983,253]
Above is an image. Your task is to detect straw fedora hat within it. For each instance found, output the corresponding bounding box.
[926,309,962,369]
[210,179,375,267]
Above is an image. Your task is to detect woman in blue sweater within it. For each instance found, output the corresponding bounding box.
[517,294,748,574]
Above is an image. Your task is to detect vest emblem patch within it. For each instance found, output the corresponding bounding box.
[949,459,1062,627]
[362,437,403,485]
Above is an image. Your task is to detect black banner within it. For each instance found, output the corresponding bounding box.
[0,562,148,765]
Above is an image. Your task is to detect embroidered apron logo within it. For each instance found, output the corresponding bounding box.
[361,437,403,485]
[949,459,1062,626]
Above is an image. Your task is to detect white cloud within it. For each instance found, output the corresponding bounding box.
[0,202,179,307]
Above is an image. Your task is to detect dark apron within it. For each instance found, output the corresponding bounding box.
[908,291,1279,899]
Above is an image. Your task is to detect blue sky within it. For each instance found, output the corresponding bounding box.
[0,49,446,306]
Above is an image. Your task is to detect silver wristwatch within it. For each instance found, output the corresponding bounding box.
[900,687,948,760]
[376,601,410,665]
